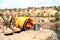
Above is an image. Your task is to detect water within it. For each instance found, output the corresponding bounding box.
[53,30,60,40]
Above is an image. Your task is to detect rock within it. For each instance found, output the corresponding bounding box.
[0,29,58,40]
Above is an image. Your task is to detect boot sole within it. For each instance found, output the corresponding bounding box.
[4,33,13,36]
[14,31,21,33]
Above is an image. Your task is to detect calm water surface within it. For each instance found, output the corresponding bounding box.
[53,30,60,40]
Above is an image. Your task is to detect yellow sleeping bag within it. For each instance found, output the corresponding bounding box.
[15,17,33,28]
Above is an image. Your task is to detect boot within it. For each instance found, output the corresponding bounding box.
[3,26,13,35]
[12,27,21,33]
[10,25,21,33]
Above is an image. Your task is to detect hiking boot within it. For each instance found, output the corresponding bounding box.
[10,25,21,33]
[12,27,21,33]
[4,28,13,35]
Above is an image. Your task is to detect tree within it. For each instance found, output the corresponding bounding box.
[48,6,52,8]
[51,15,54,17]
[14,8,17,12]
[9,9,12,12]
[54,12,59,21]
[0,13,3,16]
[54,6,57,10]
[54,6,59,12]
[58,6,60,11]
[28,7,33,9]
[54,6,60,21]
[41,7,44,10]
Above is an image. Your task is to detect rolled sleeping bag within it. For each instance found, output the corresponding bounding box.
[23,19,34,31]
[15,17,34,31]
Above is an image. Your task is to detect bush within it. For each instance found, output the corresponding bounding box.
[0,14,2,16]
[36,13,40,17]
[50,19,57,22]
[51,15,54,17]
[42,20,44,22]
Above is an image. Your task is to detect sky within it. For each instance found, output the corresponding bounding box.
[0,0,60,9]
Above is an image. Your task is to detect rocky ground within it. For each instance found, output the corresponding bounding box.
[0,28,58,40]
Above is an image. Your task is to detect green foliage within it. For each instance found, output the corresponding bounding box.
[42,20,44,22]
[53,6,60,12]
[50,19,59,22]
[41,7,44,10]
[9,9,12,12]
[28,7,33,9]
[54,13,58,17]
[27,9,29,11]
[48,6,52,8]
[58,6,60,11]
[51,15,54,17]
[18,9,20,12]
[0,13,2,16]
[54,6,57,10]
[14,8,16,12]
[50,19,56,22]
[54,12,60,21]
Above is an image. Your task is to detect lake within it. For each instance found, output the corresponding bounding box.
[53,30,60,40]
